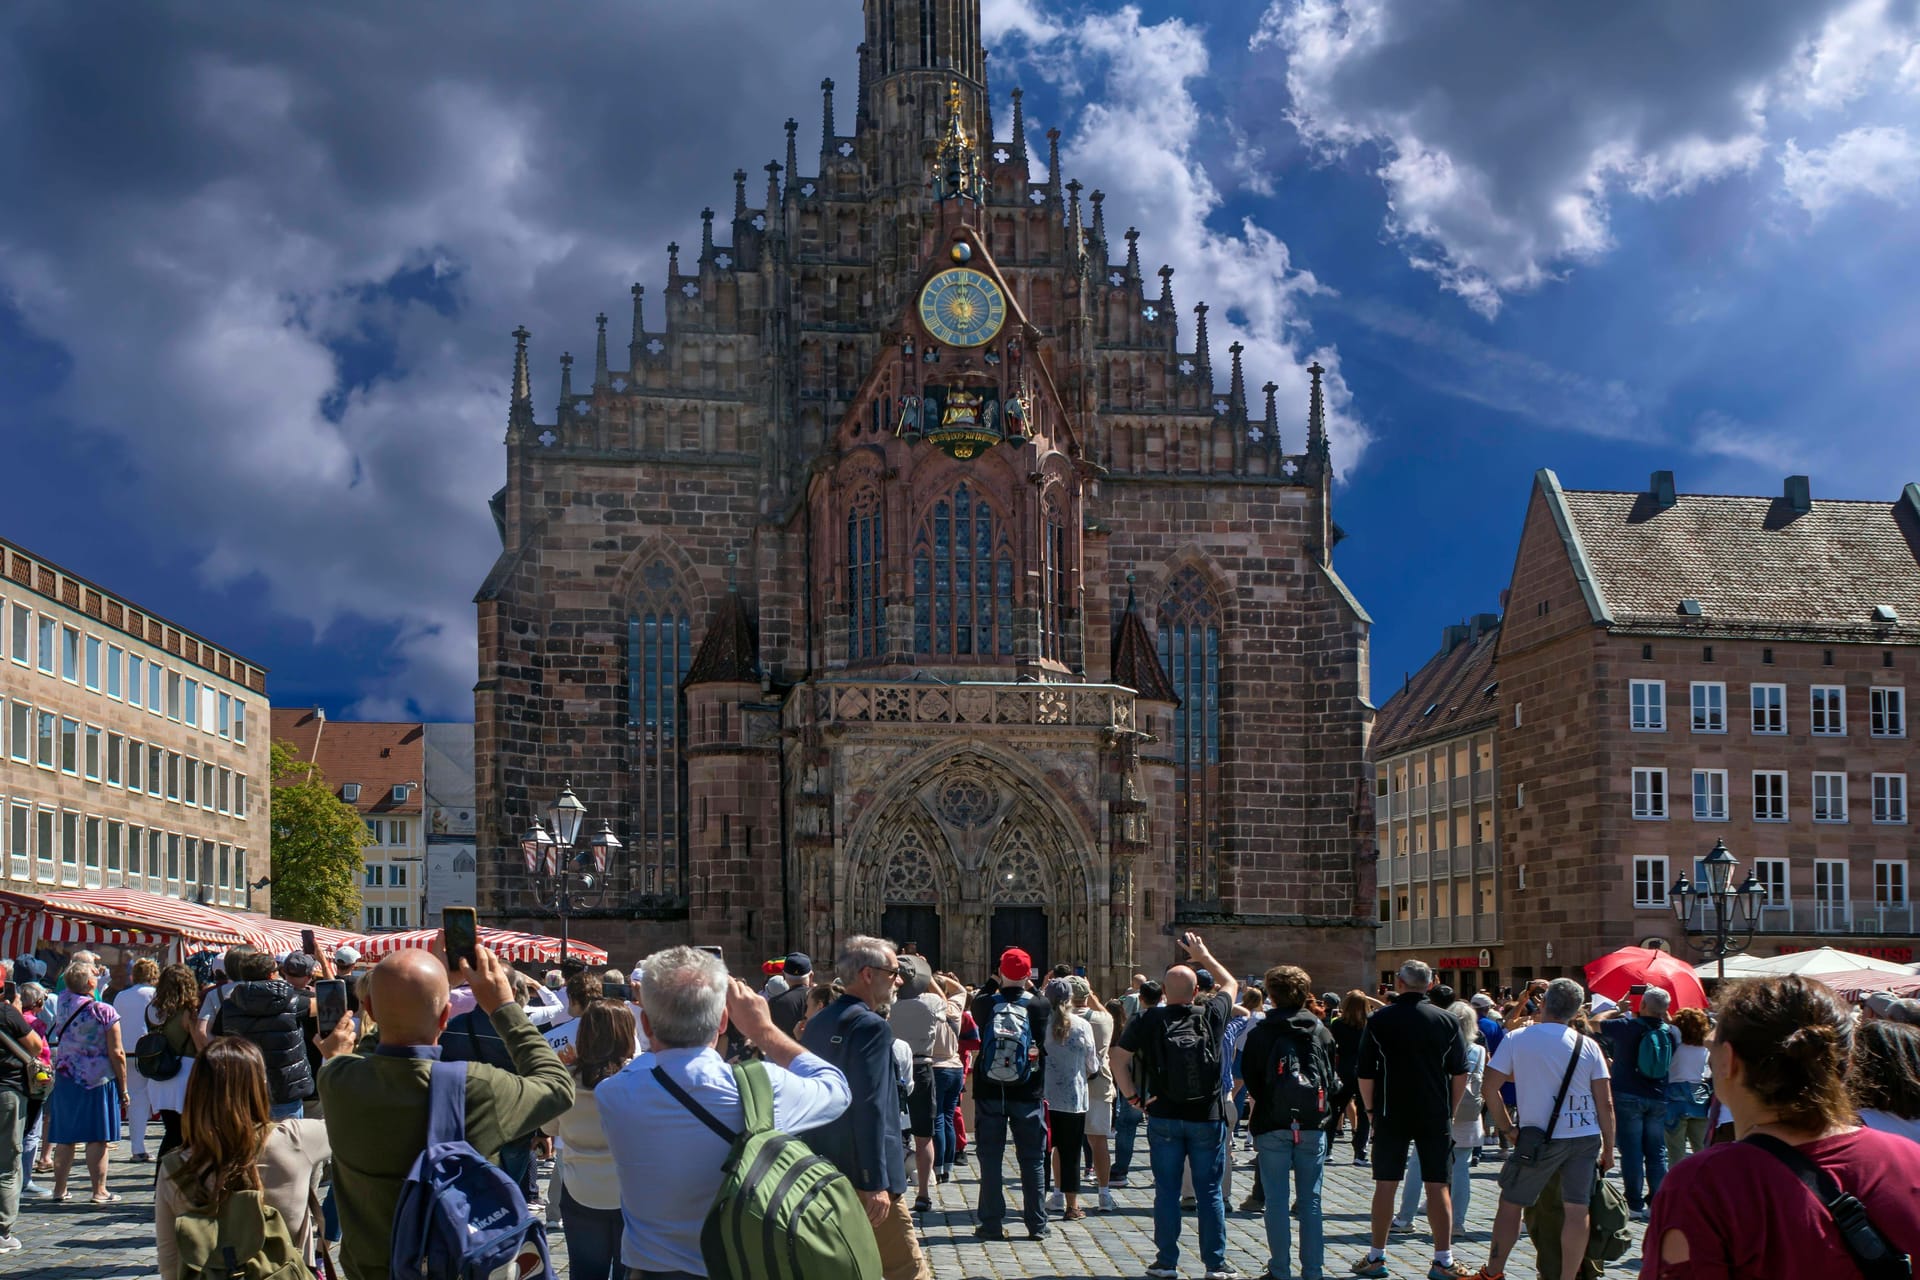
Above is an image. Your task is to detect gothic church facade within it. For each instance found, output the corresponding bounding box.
[475,1,1377,991]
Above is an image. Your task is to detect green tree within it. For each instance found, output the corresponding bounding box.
[267,739,370,927]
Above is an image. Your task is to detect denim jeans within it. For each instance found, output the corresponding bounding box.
[1147,1117,1227,1272]
[269,1100,305,1121]
[975,1096,1048,1233]
[1112,1095,1143,1177]
[1615,1093,1668,1210]
[1394,1145,1472,1233]
[560,1185,624,1280]
[932,1067,965,1169]
[1255,1126,1325,1280]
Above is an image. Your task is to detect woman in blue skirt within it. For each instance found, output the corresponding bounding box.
[46,957,129,1203]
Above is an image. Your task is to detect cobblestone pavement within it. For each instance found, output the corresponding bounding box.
[18,1125,1648,1279]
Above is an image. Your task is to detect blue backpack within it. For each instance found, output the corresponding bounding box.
[390,1060,552,1280]
[983,993,1036,1085]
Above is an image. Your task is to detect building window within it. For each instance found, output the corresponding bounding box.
[235,775,248,818]
[388,820,408,846]
[84,726,101,782]
[7,802,27,881]
[148,744,163,797]
[166,671,181,720]
[1632,768,1668,819]
[844,486,887,660]
[1750,684,1785,734]
[127,654,143,708]
[61,811,79,885]
[84,636,101,691]
[106,733,122,786]
[183,757,198,807]
[35,711,55,770]
[8,605,25,666]
[1813,771,1848,822]
[84,817,100,887]
[1159,566,1223,905]
[8,702,27,763]
[148,664,162,714]
[1752,771,1787,821]
[1872,773,1908,824]
[912,482,1013,657]
[218,692,232,737]
[1815,860,1848,928]
[365,906,386,930]
[1870,687,1906,737]
[35,809,54,883]
[127,738,143,791]
[59,718,79,775]
[36,616,54,674]
[1692,769,1729,821]
[1041,496,1070,664]
[1690,682,1726,733]
[106,646,123,699]
[1752,858,1788,905]
[183,677,199,728]
[628,564,694,900]
[61,626,79,682]
[1811,685,1845,735]
[391,865,408,887]
[1875,861,1908,908]
[1633,856,1669,908]
[166,752,180,802]
[1630,680,1665,731]
[234,700,247,744]
[366,864,384,887]
[392,906,409,928]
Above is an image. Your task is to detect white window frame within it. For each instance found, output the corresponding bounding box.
[1811,685,1846,735]
[1630,679,1665,731]
[1753,770,1787,821]
[1875,860,1909,907]
[392,906,409,929]
[60,626,79,683]
[84,635,101,691]
[1750,683,1786,734]
[36,616,55,674]
[391,865,408,887]
[8,702,28,764]
[1813,771,1848,823]
[1872,773,1908,824]
[106,645,123,699]
[1632,767,1668,819]
[106,733,122,787]
[1752,857,1789,905]
[59,717,79,776]
[1814,860,1849,927]
[83,725,101,782]
[7,604,25,667]
[234,700,247,744]
[1692,768,1729,821]
[365,905,385,930]
[1691,682,1727,733]
[1871,686,1906,738]
[1633,856,1670,908]
[128,654,144,709]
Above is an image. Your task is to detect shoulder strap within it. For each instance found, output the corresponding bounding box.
[0,1026,33,1067]
[652,1064,740,1144]
[733,1061,774,1136]
[1743,1132,1843,1200]
[425,1059,468,1146]
[1741,1132,1910,1275]
[1541,1034,1584,1141]
[54,1000,93,1042]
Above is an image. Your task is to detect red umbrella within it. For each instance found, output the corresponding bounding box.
[1584,946,1709,1011]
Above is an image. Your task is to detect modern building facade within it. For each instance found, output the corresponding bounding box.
[1372,614,1504,992]
[473,0,1376,991]
[272,709,424,932]
[1493,469,1920,980]
[0,536,270,911]
[423,722,477,928]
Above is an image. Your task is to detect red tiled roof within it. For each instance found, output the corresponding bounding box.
[1372,622,1501,757]
[270,709,425,814]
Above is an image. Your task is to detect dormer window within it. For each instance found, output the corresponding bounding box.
[341,783,361,803]
[392,784,412,803]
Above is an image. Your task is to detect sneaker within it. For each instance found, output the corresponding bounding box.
[1048,1190,1067,1214]
[1027,1227,1052,1241]
[953,1150,969,1166]
[974,1223,1009,1241]
[1390,1219,1415,1234]
[1181,1195,1198,1210]
[1110,1174,1130,1186]
[130,1153,151,1164]
[1354,1153,1370,1166]
[1145,1267,1181,1279]
[914,1195,932,1214]
[1205,1269,1243,1280]
[1099,1188,1118,1213]
[1629,1206,1651,1222]
[1238,1194,1264,1213]
[1428,1263,1474,1279]
[0,1235,19,1254]
[1350,1259,1390,1279]
[1468,1269,1505,1280]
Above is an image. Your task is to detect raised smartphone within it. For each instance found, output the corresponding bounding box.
[315,979,348,1036]
[443,906,480,972]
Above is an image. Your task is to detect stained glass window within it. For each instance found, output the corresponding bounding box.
[1042,498,1069,663]
[846,487,886,659]
[1159,568,1222,904]
[627,565,693,899]
[913,482,1013,657]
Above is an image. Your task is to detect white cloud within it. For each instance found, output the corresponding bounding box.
[982,0,1063,45]
[1691,410,1804,472]
[1781,123,1920,216]
[1256,0,1918,315]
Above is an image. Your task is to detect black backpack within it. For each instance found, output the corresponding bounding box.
[1153,1004,1223,1106]
[1264,1021,1335,1128]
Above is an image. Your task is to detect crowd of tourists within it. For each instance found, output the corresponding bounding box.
[2,936,1919,1279]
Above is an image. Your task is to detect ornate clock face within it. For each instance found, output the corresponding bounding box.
[918,268,1007,348]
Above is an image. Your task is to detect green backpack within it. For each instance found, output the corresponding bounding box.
[1636,1019,1676,1080]
[165,1162,309,1280]
[653,1060,883,1280]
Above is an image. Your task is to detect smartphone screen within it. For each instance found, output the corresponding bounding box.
[301,928,317,957]
[443,907,479,972]
[696,945,725,959]
[1628,983,1649,996]
[315,979,348,1035]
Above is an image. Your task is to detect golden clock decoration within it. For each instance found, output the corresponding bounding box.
[917,267,1007,348]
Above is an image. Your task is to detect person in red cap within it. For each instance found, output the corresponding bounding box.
[968,946,1053,1240]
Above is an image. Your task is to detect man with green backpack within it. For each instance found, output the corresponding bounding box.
[600,945,880,1280]
[1596,986,1677,1222]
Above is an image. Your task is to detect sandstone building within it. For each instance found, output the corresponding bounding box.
[474,1,1376,990]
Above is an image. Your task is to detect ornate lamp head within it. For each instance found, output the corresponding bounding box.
[549,782,587,847]
[1703,839,1736,897]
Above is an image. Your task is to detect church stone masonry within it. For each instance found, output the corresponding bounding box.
[474,0,1377,994]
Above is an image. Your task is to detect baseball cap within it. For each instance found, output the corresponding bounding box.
[998,947,1033,982]
[783,952,812,977]
[280,952,317,978]
[1195,968,1215,991]
[333,946,361,966]
[1470,992,1494,1011]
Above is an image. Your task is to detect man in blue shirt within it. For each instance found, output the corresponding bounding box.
[599,946,851,1279]
[1595,986,1677,1220]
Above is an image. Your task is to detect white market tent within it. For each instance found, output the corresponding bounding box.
[1692,946,1917,979]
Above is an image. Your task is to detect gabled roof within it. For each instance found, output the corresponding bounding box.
[1372,622,1501,758]
[270,709,425,815]
[1110,593,1179,705]
[683,590,759,687]
[1542,473,1920,641]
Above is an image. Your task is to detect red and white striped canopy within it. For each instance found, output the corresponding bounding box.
[0,888,357,959]
[343,927,609,967]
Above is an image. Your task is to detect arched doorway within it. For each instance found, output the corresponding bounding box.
[876,821,948,971]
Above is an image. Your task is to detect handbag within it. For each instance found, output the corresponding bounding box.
[1514,1035,1583,1164]
[1744,1133,1912,1279]
[0,1025,53,1102]
[134,1007,185,1082]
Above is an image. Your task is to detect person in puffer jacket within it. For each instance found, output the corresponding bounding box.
[209,950,314,1117]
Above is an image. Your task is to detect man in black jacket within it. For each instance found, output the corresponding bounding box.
[969,947,1052,1242]
[801,936,929,1280]
[1241,964,1341,1280]
[210,949,313,1119]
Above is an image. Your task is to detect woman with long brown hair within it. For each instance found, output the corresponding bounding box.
[1327,990,1378,1163]
[1643,976,1920,1277]
[155,1037,331,1280]
[543,999,638,1280]
[143,964,208,1165]
[1847,1017,1920,1144]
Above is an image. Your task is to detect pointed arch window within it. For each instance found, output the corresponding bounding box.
[1041,495,1070,664]
[846,486,887,660]
[1159,568,1222,905]
[627,563,693,900]
[913,482,1013,657]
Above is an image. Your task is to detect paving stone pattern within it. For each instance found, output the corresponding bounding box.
[18,1126,1648,1279]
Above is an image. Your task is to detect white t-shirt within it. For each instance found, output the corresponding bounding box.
[112,984,156,1036]
[1489,1022,1610,1139]
[1670,1042,1710,1085]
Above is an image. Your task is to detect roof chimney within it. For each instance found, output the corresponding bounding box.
[1785,474,1811,513]
[1472,612,1500,637]
[1650,470,1676,510]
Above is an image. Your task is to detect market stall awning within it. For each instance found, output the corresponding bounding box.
[0,899,165,955]
[0,887,339,956]
[343,927,609,967]
[1693,946,1916,979]
[1804,968,1920,999]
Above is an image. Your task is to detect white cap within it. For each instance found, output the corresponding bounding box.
[629,966,646,986]
[334,946,362,965]
[1470,992,1494,1010]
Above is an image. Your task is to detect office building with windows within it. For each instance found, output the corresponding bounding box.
[1493,469,1920,981]
[0,536,270,910]
[1372,614,1504,992]
[271,709,424,932]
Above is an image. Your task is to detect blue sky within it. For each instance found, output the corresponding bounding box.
[2,0,1917,717]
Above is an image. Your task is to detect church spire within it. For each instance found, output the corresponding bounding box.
[1125,227,1141,284]
[784,119,799,196]
[819,78,836,156]
[1010,86,1028,168]
[700,208,715,264]
[593,313,609,389]
[733,169,748,221]
[1228,342,1246,421]
[1088,190,1108,264]
[509,325,533,435]
[1065,179,1085,264]
[667,241,681,280]
[1262,380,1279,451]
[1308,360,1330,462]
[931,78,983,202]
[557,351,574,416]
[764,161,781,215]
[628,286,645,369]
[1046,128,1062,204]
[1194,302,1212,376]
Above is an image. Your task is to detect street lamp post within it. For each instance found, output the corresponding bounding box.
[1670,838,1766,983]
[520,781,623,970]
